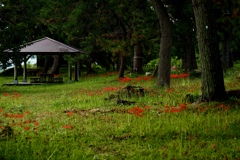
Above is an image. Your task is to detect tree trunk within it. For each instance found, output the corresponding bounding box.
[192,0,226,101]
[133,43,143,73]
[49,55,60,74]
[222,33,233,71]
[151,0,172,88]
[118,53,126,78]
[42,58,49,73]
[182,35,198,72]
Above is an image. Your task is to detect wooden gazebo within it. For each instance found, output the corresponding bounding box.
[4,37,82,84]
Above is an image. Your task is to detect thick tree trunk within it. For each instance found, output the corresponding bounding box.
[133,43,143,73]
[49,55,60,74]
[151,0,172,88]
[192,0,226,101]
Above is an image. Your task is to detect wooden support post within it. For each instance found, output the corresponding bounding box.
[22,56,27,82]
[68,62,72,82]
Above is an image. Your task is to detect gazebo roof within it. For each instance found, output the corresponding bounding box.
[4,37,82,54]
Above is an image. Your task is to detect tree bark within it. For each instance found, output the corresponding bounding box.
[42,58,50,73]
[118,53,126,78]
[192,0,226,101]
[49,55,60,74]
[133,43,143,73]
[151,0,172,88]
[182,35,198,72]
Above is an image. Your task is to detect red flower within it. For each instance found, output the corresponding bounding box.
[63,124,74,130]
[4,92,11,97]
[144,106,150,110]
[217,104,225,109]
[128,107,144,117]
[170,107,182,113]
[168,88,173,93]
[12,114,24,119]
[25,126,30,131]
[67,112,74,117]
[103,86,119,91]
[34,121,39,126]
[0,108,3,113]
[179,104,187,110]
[0,126,3,129]
[225,106,230,111]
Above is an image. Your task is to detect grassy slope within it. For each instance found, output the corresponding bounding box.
[0,66,240,160]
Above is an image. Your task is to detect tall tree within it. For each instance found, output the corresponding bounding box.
[192,0,226,101]
[151,0,172,88]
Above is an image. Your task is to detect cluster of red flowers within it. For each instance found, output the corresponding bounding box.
[67,111,74,117]
[163,104,187,113]
[117,77,133,83]
[217,103,230,110]
[102,86,119,91]
[170,73,190,79]
[3,92,22,98]
[0,109,40,131]
[134,76,153,83]
[62,124,74,130]
[128,106,150,117]
[3,113,24,118]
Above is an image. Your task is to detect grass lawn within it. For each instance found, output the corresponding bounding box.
[0,66,240,160]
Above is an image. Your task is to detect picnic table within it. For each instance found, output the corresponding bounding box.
[30,73,63,83]
[39,73,54,83]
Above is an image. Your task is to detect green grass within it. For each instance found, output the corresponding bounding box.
[0,68,240,160]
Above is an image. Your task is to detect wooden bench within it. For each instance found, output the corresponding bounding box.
[54,78,63,83]
[30,78,40,83]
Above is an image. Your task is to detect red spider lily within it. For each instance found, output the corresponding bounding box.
[163,104,187,113]
[117,77,132,83]
[135,76,153,83]
[0,108,3,113]
[170,73,190,79]
[225,106,230,110]
[144,106,150,110]
[24,120,34,124]
[4,92,11,97]
[0,126,2,129]
[217,104,225,109]
[180,104,187,110]
[5,114,24,119]
[25,126,30,131]
[128,107,144,117]
[67,112,74,117]
[168,88,173,93]
[3,113,9,117]
[103,86,119,91]
[170,107,182,113]
[34,121,39,127]
[13,92,22,98]
[63,124,74,130]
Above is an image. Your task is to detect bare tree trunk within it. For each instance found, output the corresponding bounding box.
[192,0,226,101]
[222,33,233,71]
[42,58,49,73]
[182,35,198,72]
[151,0,172,88]
[118,53,126,78]
[49,55,59,74]
[133,43,143,73]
